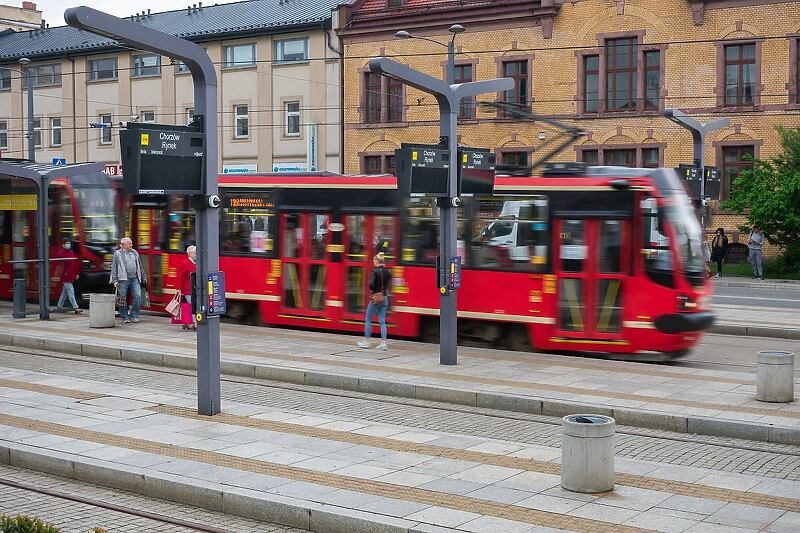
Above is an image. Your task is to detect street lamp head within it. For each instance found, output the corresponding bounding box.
[18,57,31,66]
[448,24,465,34]
[395,30,411,39]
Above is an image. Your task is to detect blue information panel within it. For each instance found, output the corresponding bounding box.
[207,271,226,316]
[448,256,462,290]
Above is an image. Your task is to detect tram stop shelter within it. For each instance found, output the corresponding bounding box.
[0,160,105,320]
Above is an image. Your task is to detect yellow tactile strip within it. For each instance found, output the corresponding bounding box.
[154,406,800,515]
[0,378,102,401]
[0,412,647,533]
[1,377,799,516]
[3,324,797,422]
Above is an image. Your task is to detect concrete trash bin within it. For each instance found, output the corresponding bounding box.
[89,293,115,328]
[561,414,615,493]
[756,351,794,403]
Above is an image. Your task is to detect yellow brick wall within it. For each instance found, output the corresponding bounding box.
[342,0,800,256]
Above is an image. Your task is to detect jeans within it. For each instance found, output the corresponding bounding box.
[57,282,78,310]
[715,259,724,275]
[364,297,388,340]
[118,277,142,320]
[749,248,763,278]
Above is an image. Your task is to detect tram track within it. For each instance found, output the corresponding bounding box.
[1,345,799,478]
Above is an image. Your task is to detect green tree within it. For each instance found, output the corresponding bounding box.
[723,127,800,267]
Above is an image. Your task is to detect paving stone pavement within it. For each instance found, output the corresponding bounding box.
[0,350,799,532]
[0,348,798,481]
[0,464,302,533]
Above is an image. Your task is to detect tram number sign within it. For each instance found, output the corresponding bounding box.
[449,256,462,290]
[120,123,205,195]
[207,271,226,317]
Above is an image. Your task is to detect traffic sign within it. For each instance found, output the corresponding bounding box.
[51,158,66,166]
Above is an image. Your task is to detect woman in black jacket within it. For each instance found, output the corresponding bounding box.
[711,227,728,278]
[357,253,391,350]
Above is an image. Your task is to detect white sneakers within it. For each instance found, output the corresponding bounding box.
[357,339,388,350]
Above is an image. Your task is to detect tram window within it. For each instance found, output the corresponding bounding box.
[402,198,467,265]
[49,186,75,246]
[375,216,396,258]
[309,214,328,260]
[598,220,622,273]
[73,184,118,244]
[640,197,674,287]
[346,215,366,261]
[471,196,549,272]
[167,197,195,252]
[560,220,585,272]
[220,193,276,256]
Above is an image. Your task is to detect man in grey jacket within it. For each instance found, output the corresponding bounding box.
[110,237,147,323]
[748,225,765,280]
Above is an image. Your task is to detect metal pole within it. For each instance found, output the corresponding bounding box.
[24,66,34,162]
[37,176,49,319]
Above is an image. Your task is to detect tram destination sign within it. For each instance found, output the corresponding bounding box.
[120,123,205,195]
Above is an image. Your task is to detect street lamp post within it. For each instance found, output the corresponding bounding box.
[18,57,34,162]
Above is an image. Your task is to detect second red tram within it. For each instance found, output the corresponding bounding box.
[135,166,713,358]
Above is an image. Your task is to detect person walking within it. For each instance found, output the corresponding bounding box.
[110,237,146,324]
[357,252,391,351]
[748,225,765,280]
[711,228,728,278]
[175,245,197,331]
[56,238,82,314]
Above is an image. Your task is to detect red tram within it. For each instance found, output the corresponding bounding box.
[131,166,712,358]
[0,171,120,303]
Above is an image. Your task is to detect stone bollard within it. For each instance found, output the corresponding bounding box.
[756,351,795,403]
[561,414,615,493]
[89,293,115,328]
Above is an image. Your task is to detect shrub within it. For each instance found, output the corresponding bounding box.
[0,515,60,533]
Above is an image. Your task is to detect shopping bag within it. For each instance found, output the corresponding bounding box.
[142,290,151,308]
[171,302,193,325]
[165,292,182,316]
[114,287,126,307]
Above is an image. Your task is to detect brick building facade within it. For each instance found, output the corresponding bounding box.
[339,0,800,257]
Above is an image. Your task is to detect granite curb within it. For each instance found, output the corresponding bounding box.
[0,440,422,533]
[708,323,800,340]
[713,279,800,290]
[3,332,798,446]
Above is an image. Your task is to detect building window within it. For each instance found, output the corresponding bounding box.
[362,72,404,124]
[275,38,308,62]
[132,54,161,77]
[454,64,475,119]
[285,101,300,136]
[501,151,528,167]
[88,57,117,81]
[724,43,755,106]
[644,51,661,110]
[501,60,528,112]
[50,117,61,147]
[578,146,661,167]
[23,64,61,88]
[642,147,659,168]
[362,154,396,174]
[606,38,637,111]
[0,69,10,91]
[99,114,112,145]
[223,44,256,68]
[583,55,599,113]
[604,148,636,167]
[234,105,249,138]
[32,117,42,148]
[186,108,195,126]
[141,110,155,123]
[175,60,189,73]
[387,0,403,6]
[722,145,754,199]
[0,121,7,149]
[581,150,599,165]
[795,40,800,104]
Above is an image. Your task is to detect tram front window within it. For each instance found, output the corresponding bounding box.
[641,196,704,288]
[74,186,118,243]
[663,195,705,287]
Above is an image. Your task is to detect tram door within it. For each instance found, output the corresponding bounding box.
[342,214,396,320]
[129,204,166,307]
[554,219,628,338]
[280,212,330,315]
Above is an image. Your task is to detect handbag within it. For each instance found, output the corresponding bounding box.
[114,287,127,307]
[370,267,386,305]
[165,292,182,316]
[170,302,193,325]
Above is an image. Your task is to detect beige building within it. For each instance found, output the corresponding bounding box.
[0,1,40,32]
[0,0,344,174]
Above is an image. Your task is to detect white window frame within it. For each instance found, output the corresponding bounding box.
[234,105,249,139]
[99,113,112,145]
[275,38,308,62]
[33,117,42,148]
[285,101,300,137]
[132,54,161,77]
[223,44,256,68]
[50,117,62,147]
[0,69,10,91]
[0,120,7,149]
[24,64,61,88]
[141,110,156,123]
[186,108,195,126]
[88,57,118,81]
